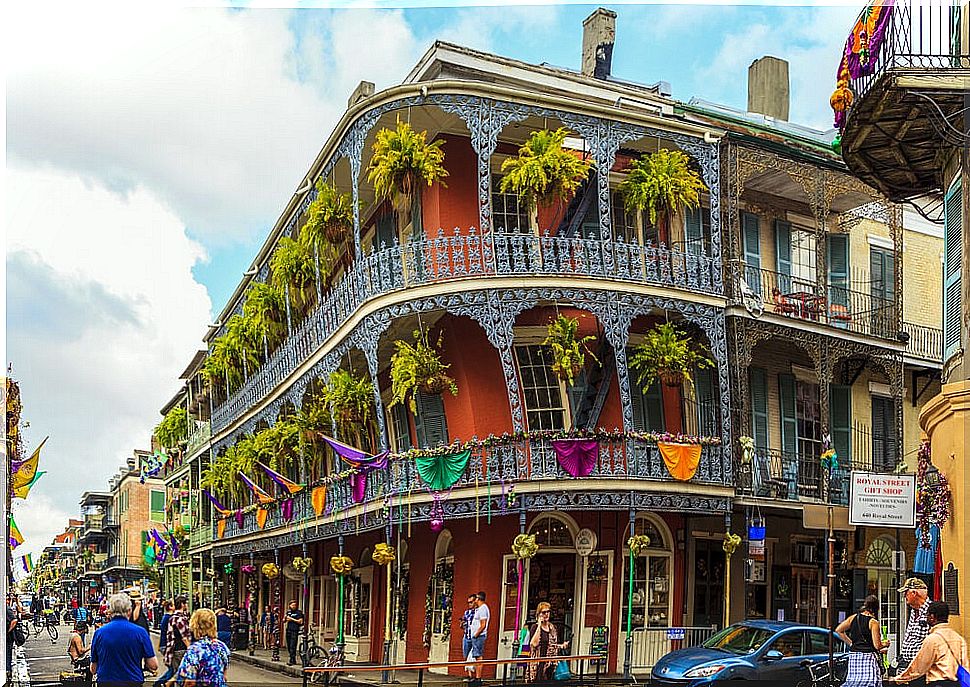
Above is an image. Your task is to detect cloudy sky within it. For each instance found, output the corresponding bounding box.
[5,0,861,564]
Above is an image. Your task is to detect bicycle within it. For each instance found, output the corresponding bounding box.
[309,643,345,684]
[795,656,848,687]
[300,631,323,665]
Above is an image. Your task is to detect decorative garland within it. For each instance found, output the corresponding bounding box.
[739,436,754,463]
[722,533,742,555]
[241,564,256,575]
[915,440,951,547]
[422,561,454,647]
[292,556,313,574]
[628,534,651,556]
[261,563,280,579]
[330,555,354,575]
[512,533,539,559]
[372,543,395,566]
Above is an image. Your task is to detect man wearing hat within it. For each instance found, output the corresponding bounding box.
[127,588,151,635]
[897,577,933,686]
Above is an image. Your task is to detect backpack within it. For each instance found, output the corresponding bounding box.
[13,622,28,646]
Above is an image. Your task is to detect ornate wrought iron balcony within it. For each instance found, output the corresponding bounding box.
[840,0,969,200]
[214,434,727,541]
[902,321,943,364]
[211,229,722,431]
[185,420,211,458]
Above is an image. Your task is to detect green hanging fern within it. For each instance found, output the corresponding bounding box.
[243,282,286,352]
[303,179,356,246]
[154,407,188,450]
[542,315,599,387]
[270,236,317,314]
[323,369,375,438]
[389,328,458,413]
[367,119,448,209]
[500,128,592,212]
[629,322,713,391]
[618,148,706,227]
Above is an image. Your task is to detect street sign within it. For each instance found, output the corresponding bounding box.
[848,472,916,528]
[667,628,686,640]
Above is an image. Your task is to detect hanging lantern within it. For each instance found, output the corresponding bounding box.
[372,543,395,566]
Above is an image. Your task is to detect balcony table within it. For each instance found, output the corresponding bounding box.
[782,291,824,321]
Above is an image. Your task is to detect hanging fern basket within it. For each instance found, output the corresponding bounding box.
[552,360,583,384]
[324,221,350,245]
[418,372,453,396]
[659,369,685,387]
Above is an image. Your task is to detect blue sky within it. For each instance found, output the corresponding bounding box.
[5,1,860,561]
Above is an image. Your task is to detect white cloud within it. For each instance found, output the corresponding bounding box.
[6,166,212,519]
[10,495,73,573]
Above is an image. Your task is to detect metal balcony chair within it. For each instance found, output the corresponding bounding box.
[753,451,789,499]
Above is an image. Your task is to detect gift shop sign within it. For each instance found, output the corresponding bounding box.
[849,472,916,528]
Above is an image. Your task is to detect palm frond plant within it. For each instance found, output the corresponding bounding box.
[154,407,188,450]
[629,322,714,390]
[366,119,448,227]
[322,369,375,443]
[303,179,356,246]
[500,128,593,230]
[270,237,317,317]
[243,282,286,354]
[618,148,706,238]
[390,328,458,413]
[542,315,599,387]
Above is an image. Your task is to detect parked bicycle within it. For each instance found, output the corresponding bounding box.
[300,630,323,665]
[308,643,345,684]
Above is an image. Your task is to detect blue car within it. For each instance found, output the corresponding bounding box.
[651,620,847,685]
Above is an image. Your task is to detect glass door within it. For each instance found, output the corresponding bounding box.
[793,569,819,626]
[577,553,613,657]
[691,539,725,627]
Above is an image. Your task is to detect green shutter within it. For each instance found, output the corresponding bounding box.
[827,233,850,306]
[742,212,762,293]
[414,391,449,448]
[643,381,665,433]
[694,367,716,437]
[630,369,646,431]
[778,374,797,458]
[871,396,896,472]
[686,207,704,256]
[375,212,397,251]
[944,178,963,358]
[775,219,792,293]
[830,384,852,468]
[749,367,769,450]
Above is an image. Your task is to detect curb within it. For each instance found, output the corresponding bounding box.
[229,650,305,678]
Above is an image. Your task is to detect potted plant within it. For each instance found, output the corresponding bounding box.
[322,369,375,439]
[270,236,317,316]
[618,148,706,240]
[500,127,593,230]
[366,119,448,229]
[154,407,188,451]
[629,322,714,389]
[389,328,458,413]
[304,179,356,246]
[243,282,286,354]
[542,315,599,386]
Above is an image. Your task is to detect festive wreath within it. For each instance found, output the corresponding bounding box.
[330,555,354,576]
[261,563,280,580]
[372,543,395,566]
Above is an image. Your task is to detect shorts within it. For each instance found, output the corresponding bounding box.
[471,634,486,658]
[462,637,473,660]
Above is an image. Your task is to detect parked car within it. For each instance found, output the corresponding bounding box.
[650,620,847,685]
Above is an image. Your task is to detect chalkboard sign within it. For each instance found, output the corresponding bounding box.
[590,626,608,664]
[944,563,960,615]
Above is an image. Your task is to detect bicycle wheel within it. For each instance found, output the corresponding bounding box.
[48,624,58,642]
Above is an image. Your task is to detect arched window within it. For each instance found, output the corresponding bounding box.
[528,513,577,548]
[866,537,894,568]
[621,514,673,630]
[430,530,454,637]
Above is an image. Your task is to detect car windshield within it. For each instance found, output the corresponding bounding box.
[703,625,776,655]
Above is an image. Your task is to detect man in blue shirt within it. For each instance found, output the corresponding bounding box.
[91,593,157,684]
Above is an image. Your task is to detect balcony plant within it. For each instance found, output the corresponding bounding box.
[618,148,705,239]
[270,236,317,316]
[243,282,286,354]
[303,178,356,246]
[390,328,458,413]
[322,369,375,441]
[367,119,448,234]
[629,322,714,389]
[154,407,188,451]
[203,314,261,395]
[500,128,592,230]
[542,315,599,386]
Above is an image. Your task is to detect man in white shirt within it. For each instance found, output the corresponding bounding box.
[469,591,490,685]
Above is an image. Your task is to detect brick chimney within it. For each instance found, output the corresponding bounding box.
[747,56,790,121]
[582,8,616,80]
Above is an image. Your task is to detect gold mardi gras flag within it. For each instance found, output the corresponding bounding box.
[12,436,48,491]
[14,471,45,500]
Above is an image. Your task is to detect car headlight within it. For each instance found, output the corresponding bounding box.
[683,664,726,678]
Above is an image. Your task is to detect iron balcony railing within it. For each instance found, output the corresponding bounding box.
[902,321,943,363]
[215,434,727,540]
[737,448,899,505]
[186,420,211,457]
[737,264,900,340]
[848,0,969,100]
[211,229,722,431]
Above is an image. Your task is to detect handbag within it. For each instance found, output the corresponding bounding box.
[554,660,571,681]
[942,636,970,687]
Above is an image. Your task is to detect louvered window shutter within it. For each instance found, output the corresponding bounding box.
[830,384,852,467]
[871,396,897,472]
[778,374,798,458]
[643,381,665,433]
[694,367,716,437]
[749,367,769,451]
[414,392,449,448]
[742,212,762,294]
[944,178,963,358]
[827,234,850,316]
[686,207,704,256]
[775,219,792,293]
[375,212,397,251]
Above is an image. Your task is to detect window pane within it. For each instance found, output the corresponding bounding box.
[515,345,566,431]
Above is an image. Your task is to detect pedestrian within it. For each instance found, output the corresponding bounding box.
[172,609,231,687]
[836,595,888,687]
[90,593,158,683]
[461,594,478,678]
[527,602,569,683]
[890,601,968,686]
[156,596,191,687]
[897,578,934,686]
[6,595,20,675]
[468,591,490,684]
[68,620,91,678]
[127,588,151,634]
[158,600,174,656]
[284,600,304,666]
[259,606,272,649]
[216,607,232,646]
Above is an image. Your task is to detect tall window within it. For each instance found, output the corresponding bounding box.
[515,345,568,431]
[388,404,412,453]
[149,490,165,522]
[790,228,817,285]
[611,191,639,243]
[620,516,672,629]
[795,381,822,461]
[943,176,963,357]
[492,175,531,233]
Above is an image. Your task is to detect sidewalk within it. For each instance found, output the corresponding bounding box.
[10,646,31,687]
